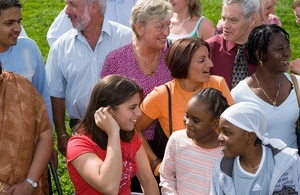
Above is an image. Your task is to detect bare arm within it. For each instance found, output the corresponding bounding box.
[198,18,215,41]
[51,97,70,156]
[2,129,53,195]
[136,145,160,195]
[135,112,160,170]
[71,107,122,195]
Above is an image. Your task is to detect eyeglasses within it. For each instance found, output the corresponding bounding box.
[155,23,173,32]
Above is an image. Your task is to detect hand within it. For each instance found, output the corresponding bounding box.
[94,107,120,136]
[2,180,33,195]
[290,58,300,75]
[0,183,11,195]
[56,133,71,156]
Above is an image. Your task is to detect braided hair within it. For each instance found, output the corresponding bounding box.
[247,24,289,65]
[192,88,229,120]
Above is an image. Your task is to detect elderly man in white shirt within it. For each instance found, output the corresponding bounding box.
[46,0,136,46]
[46,0,132,156]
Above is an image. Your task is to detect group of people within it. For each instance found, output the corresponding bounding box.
[1,0,300,194]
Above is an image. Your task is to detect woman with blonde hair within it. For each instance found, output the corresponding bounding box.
[167,0,215,42]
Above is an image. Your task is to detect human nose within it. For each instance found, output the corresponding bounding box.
[218,132,224,142]
[65,4,71,15]
[135,107,142,117]
[13,22,21,32]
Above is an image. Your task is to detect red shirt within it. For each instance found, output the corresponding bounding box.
[67,131,142,195]
[206,34,257,89]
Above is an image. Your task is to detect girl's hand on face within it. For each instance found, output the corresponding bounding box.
[94,107,120,136]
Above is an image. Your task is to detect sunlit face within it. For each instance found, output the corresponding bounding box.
[260,0,276,21]
[187,45,213,83]
[262,32,291,73]
[65,0,91,30]
[218,117,249,158]
[184,97,218,143]
[0,7,22,52]
[138,18,171,50]
[111,93,142,131]
[168,0,188,13]
[294,6,300,24]
[221,2,255,44]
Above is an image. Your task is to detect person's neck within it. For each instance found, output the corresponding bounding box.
[193,131,219,149]
[239,145,263,171]
[173,12,191,22]
[178,78,203,92]
[81,14,104,51]
[134,40,160,57]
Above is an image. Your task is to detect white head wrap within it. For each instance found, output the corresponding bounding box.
[221,102,286,149]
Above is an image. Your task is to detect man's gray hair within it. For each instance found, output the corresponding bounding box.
[85,0,106,14]
[223,0,259,19]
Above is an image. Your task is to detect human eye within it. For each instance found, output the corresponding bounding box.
[198,58,205,63]
[156,25,163,31]
[193,118,200,123]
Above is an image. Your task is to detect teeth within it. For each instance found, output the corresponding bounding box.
[131,119,136,123]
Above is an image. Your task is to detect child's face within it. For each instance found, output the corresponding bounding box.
[218,117,249,158]
[183,98,218,144]
[111,93,142,131]
[294,7,300,24]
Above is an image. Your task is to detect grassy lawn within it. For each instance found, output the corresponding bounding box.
[19,0,299,194]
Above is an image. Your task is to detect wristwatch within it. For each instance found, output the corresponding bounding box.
[26,178,37,188]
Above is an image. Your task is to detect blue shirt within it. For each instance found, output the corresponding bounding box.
[46,17,133,119]
[0,37,53,126]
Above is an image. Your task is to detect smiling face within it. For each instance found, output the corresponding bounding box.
[0,6,22,52]
[186,45,213,83]
[262,32,291,73]
[218,117,249,158]
[221,2,255,44]
[137,18,171,50]
[260,0,276,21]
[65,0,91,30]
[111,93,142,131]
[184,97,218,143]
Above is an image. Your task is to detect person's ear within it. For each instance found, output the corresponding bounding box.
[134,22,144,38]
[212,118,219,130]
[249,13,258,27]
[246,132,256,144]
[106,106,113,115]
[90,2,98,13]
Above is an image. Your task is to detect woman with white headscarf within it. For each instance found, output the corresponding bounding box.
[210,102,300,195]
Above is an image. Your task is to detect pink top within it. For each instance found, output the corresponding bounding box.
[101,43,173,139]
[101,43,172,97]
[67,132,142,195]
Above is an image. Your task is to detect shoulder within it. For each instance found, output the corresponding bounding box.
[107,19,132,35]
[107,43,132,56]
[206,34,224,45]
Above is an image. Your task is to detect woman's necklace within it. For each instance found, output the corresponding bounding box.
[177,15,191,26]
[133,44,160,75]
[242,163,260,172]
[253,73,281,107]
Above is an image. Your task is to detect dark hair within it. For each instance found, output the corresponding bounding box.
[165,38,210,79]
[73,74,144,149]
[0,61,2,75]
[247,24,289,65]
[192,88,229,119]
[0,0,22,15]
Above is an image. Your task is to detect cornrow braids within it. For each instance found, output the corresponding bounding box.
[247,24,289,65]
[193,88,229,120]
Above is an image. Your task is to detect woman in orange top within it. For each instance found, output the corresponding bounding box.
[135,38,234,175]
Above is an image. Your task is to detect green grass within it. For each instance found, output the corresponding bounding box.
[19,0,299,194]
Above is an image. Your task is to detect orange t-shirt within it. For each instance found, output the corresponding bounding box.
[141,76,234,137]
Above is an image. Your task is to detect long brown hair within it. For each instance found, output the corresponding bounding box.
[73,74,143,149]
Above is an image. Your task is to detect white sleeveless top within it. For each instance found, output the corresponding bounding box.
[167,16,206,42]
